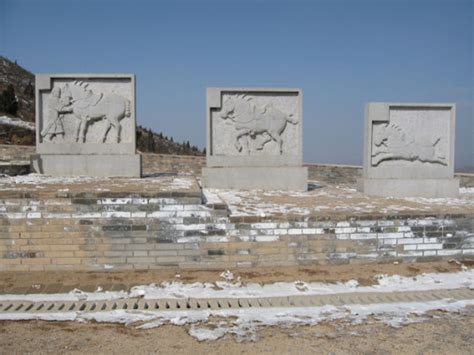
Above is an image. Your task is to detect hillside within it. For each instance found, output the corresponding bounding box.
[0,56,35,123]
[0,56,204,155]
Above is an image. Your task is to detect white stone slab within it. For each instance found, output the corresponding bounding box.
[203,88,307,190]
[357,103,458,197]
[33,74,140,177]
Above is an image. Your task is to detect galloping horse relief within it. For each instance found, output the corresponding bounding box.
[371,122,447,166]
[42,81,131,143]
[219,94,298,154]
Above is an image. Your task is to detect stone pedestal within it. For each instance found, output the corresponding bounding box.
[357,178,459,198]
[202,166,308,190]
[31,154,141,177]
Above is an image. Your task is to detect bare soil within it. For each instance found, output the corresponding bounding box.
[0,310,472,354]
[0,260,466,293]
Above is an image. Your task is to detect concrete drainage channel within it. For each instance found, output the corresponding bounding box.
[0,288,473,315]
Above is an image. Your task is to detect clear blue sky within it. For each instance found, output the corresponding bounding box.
[1,0,472,170]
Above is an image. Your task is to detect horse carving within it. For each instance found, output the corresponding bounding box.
[219,94,298,154]
[371,122,447,166]
[62,81,131,143]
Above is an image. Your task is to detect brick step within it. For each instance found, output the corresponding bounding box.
[0,204,216,213]
[0,196,203,205]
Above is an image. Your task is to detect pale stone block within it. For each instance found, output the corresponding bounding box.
[203,88,307,190]
[33,74,140,177]
[358,103,458,197]
[203,166,308,191]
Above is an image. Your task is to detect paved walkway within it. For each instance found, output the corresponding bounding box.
[1,287,472,315]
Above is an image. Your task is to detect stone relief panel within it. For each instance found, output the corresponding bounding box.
[370,107,450,167]
[39,78,134,144]
[211,92,300,156]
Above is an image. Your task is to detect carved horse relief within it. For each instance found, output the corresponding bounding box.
[61,81,131,143]
[371,122,447,166]
[219,94,298,154]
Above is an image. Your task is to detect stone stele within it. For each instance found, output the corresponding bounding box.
[202,88,307,190]
[357,102,459,197]
[31,74,141,177]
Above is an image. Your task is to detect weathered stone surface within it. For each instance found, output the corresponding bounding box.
[358,103,459,197]
[33,74,140,177]
[203,88,307,190]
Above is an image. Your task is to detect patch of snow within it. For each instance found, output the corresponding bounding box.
[404,195,474,207]
[189,325,228,341]
[1,270,472,303]
[0,116,35,130]
[202,189,224,205]
[0,174,196,193]
[220,270,235,282]
[0,272,473,341]
[204,184,473,217]
[152,177,194,191]
[459,187,474,194]
[0,299,472,342]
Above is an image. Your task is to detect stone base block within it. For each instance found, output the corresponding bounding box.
[31,154,141,177]
[357,178,459,198]
[202,166,308,191]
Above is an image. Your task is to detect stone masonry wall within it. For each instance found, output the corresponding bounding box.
[305,164,362,185]
[140,153,205,175]
[1,192,473,271]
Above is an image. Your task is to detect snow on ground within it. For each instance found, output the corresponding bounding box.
[203,188,315,217]
[0,174,106,186]
[0,173,196,191]
[158,177,195,191]
[0,299,472,342]
[1,270,471,303]
[0,271,472,341]
[0,116,35,130]
[202,183,474,217]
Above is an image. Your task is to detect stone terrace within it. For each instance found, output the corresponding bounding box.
[0,174,473,271]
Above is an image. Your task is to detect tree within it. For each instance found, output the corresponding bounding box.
[23,82,34,98]
[0,84,19,115]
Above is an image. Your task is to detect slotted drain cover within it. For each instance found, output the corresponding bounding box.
[0,288,472,315]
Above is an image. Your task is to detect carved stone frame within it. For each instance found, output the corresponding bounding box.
[35,73,136,155]
[206,88,303,168]
[362,102,456,180]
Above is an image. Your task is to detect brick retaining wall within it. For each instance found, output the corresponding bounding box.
[1,192,472,271]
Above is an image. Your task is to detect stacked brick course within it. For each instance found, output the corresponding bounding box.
[1,190,472,271]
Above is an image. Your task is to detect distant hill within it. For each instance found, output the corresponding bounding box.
[0,56,204,155]
[136,125,203,155]
[0,56,35,123]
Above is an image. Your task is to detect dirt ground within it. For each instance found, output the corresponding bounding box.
[0,260,467,293]
[0,309,473,354]
[0,260,472,353]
